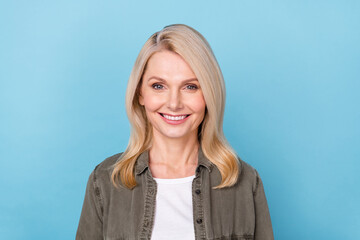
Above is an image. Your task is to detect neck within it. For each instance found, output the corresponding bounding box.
[148,131,200,178]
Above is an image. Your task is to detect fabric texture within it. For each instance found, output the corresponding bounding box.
[76,148,274,240]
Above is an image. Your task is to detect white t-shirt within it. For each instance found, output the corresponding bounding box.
[151,175,196,240]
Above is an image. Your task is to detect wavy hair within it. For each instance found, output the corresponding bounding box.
[111,24,239,189]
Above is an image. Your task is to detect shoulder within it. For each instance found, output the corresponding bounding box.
[95,152,123,172]
[238,158,259,178]
[207,155,262,191]
[237,158,262,192]
[89,152,124,185]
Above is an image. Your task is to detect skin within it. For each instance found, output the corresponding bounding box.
[139,50,206,178]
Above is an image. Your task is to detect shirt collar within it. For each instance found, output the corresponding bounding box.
[135,147,213,175]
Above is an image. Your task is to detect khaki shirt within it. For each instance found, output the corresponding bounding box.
[76,149,274,240]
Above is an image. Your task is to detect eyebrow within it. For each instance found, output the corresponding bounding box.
[147,76,198,83]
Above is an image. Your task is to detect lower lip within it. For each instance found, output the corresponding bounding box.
[159,113,190,125]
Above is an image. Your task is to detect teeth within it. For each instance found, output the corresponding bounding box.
[162,114,187,121]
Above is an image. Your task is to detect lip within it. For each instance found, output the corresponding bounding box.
[158,113,190,125]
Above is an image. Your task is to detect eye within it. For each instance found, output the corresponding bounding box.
[186,84,198,90]
[152,83,164,90]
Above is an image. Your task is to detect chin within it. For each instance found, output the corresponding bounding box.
[161,129,195,139]
[162,133,187,139]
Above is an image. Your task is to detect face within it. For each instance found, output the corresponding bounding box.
[139,50,206,141]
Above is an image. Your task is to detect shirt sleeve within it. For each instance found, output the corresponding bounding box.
[253,170,274,240]
[76,170,103,240]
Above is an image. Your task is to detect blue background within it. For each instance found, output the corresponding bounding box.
[1,0,359,239]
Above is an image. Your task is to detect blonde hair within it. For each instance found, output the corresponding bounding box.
[112,24,239,189]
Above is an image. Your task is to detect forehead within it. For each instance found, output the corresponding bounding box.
[143,50,196,80]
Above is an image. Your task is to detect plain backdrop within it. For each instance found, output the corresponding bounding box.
[1,0,359,239]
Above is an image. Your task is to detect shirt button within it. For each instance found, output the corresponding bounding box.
[144,220,149,227]
[196,218,203,224]
[149,188,154,195]
[195,189,201,195]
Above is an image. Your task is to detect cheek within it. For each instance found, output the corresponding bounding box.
[191,95,206,114]
[142,95,164,112]
[183,95,206,122]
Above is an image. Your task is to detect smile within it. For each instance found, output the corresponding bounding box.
[159,113,190,121]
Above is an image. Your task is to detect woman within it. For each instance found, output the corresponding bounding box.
[76,24,274,240]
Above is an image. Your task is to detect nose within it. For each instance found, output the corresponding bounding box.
[167,89,183,111]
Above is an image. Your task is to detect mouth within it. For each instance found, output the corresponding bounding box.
[159,113,190,121]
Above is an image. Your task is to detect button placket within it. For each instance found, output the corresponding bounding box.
[139,171,157,239]
[192,167,206,239]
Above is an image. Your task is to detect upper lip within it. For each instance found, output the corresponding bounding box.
[159,113,190,117]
